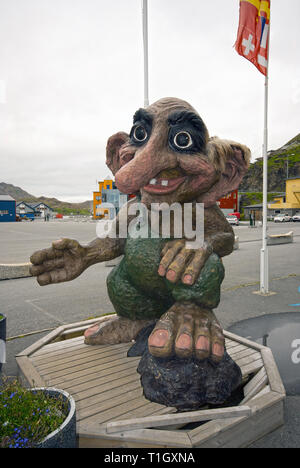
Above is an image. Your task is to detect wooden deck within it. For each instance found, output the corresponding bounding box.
[16,317,286,448]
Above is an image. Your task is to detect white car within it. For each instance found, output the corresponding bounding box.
[292,213,300,222]
[226,215,239,226]
[274,213,292,223]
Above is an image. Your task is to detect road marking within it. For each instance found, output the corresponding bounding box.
[25,299,65,324]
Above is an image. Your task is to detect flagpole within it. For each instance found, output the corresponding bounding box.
[142,0,149,107]
[260,20,271,294]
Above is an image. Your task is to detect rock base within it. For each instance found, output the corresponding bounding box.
[129,324,242,411]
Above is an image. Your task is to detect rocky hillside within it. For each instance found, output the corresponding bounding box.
[0,182,92,215]
[240,133,300,192]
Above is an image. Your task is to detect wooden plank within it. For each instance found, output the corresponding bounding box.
[109,402,174,422]
[32,343,131,370]
[32,341,130,363]
[227,344,248,356]
[49,356,139,388]
[40,356,139,388]
[190,391,284,447]
[225,340,242,350]
[76,379,141,411]
[197,401,284,448]
[61,325,96,337]
[32,336,85,356]
[243,367,268,397]
[251,385,271,401]
[105,406,252,434]
[78,388,144,421]
[16,326,65,357]
[65,365,140,401]
[45,358,137,387]
[241,358,264,377]
[82,395,155,425]
[79,423,192,448]
[261,348,286,395]
[47,362,139,394]
[240,371,268,405]
[234,352,261,368]
[73,374,141,409]
[228,347,258,360]
[16,356,46,387]
[247,389,285,414]
[61,315,115,331]
[223,331,266,351]
[37,350,139,378]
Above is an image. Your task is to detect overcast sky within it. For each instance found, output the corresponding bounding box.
[0,0,299,202]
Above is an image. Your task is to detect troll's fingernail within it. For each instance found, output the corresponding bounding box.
[183,274,193,285]
[166,270,176,282]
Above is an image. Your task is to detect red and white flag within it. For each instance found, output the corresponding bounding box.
[235,0,270,76]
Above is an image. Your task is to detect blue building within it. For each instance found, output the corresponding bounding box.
[0,195,16,222]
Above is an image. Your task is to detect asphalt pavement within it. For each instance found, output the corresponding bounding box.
[1,219,300,448]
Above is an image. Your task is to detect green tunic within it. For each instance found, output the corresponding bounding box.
[107,237,225,321]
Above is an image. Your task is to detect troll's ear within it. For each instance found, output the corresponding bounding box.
[106,132,130,175]
[201,137,251,207]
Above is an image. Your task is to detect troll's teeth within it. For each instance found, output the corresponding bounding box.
[161,180,168,186]
[150,179,157,185]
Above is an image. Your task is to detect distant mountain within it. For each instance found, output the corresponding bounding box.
[0,182,92,215]
[240,133,300,192]
[0,182,34,201]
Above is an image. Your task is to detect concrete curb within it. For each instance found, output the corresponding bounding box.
[0,263,32,280]
[267,231,293,245]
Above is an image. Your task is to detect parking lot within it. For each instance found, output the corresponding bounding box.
[1,217,300,340]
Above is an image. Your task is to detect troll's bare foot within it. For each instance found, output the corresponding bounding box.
[148,303,225,362]
[84,316,153,345]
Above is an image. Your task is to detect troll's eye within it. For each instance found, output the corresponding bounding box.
[133,125,147,142]
[173,131,193,149]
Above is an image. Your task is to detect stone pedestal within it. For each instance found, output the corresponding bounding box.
[128,323,242,411]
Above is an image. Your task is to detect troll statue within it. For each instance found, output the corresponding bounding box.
[30,98,250,408]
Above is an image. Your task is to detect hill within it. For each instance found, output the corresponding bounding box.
[240,133,300,192]
[0,182,92,215]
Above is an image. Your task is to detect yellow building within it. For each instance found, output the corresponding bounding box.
[93,179,114,219]
[268,177,300,215]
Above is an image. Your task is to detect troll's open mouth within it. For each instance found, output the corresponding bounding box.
[143,168,187,194]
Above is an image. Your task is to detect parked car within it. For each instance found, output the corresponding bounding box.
[226,215,239,226]
[228,212,241,220]
[274,213,292,223]
[292,212,300,222]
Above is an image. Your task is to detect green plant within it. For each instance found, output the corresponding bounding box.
[0,379,68,448]
[0,315,3,321]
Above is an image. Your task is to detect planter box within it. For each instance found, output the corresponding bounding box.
[33,387,77,448]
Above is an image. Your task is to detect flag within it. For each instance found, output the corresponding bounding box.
[235,0,270,75]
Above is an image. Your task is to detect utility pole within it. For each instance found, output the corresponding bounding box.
[142,0,149,108]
